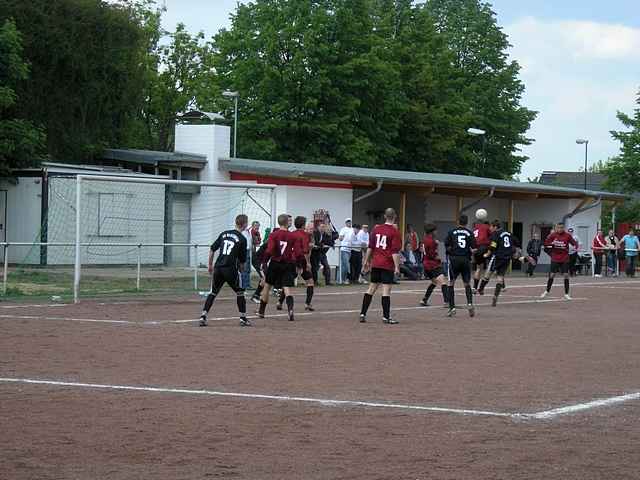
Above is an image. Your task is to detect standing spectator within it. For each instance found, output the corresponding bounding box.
[406,224,421,264]
[526,233,542,277]
[567,228,580,276]
[338,218,354,284]
[349,224,364,283]
[311,223,334,285]
[591,229,607,277]
[619,227,640,277]
[250,221,262,276]
[358,224,370,283]
[605,229,619,276]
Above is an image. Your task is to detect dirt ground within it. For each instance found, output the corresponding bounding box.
[1,275,639,479]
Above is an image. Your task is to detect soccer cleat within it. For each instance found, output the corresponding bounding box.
[382,317,399,325]
[468,304,475,317]
[276,302,283,311]
[564,294,572,300]
[240,317,252,327]
[359,314,366,323]
[420,298,431,307]
[492,296,498,307]
[288,311,295,321]
[255,310,265,319]
[446,307,456,317]
[199,315,208,327]
[305,304,315,312]
[539,291,549,299]
[251,296,261,304]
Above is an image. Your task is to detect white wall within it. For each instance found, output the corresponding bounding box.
[0,176,42,263]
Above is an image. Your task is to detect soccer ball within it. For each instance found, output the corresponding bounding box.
[475,208,488,220]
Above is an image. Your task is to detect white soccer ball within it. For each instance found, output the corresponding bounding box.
[475,208,488,220]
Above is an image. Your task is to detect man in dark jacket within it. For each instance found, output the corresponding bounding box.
[311,223,334,285]
[526,233,542,277]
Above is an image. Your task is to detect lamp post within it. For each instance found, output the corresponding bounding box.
[467,128,486,171]
[576,139,589,190]
[222,90,240,158]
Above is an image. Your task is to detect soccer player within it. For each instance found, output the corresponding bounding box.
[285,216,315,311]
[445,215,476,317]
[199,214,250,327]
[477,220,514,306]
[472,220,491,293]
[258,214,300,321]
[420,223,449,306]
[540,222,578,300]
[359,208,402,324]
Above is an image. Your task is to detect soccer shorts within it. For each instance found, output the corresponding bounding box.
[473,245,489,268]
[448,256,471,284]
[488,256,511,276]
[265,261,296,288]
[550,261,570,274]
[424,266,444,281]
[211,267,244,295]
[370,267,395,285]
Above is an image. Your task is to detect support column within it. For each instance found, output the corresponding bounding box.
[455,197,463,221]
[399,191,407,244]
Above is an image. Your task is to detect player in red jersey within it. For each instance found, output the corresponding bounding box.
[472,221,491,293]
[540,222,578,300]
[359,208,402,324]
[420,223,449,306]
[258,213,302,320]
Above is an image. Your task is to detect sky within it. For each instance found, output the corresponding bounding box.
[160,0,640,180]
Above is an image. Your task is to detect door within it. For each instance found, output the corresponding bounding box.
[168,193,191,266]
[0,190,6,263]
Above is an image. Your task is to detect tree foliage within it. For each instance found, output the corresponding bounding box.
[0,19,45,176]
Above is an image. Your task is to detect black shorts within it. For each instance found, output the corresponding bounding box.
[265,261,296,288]
[448,256,471,284]
[424,266,444,281]
[296,261,313,281]
[370,267,395,285]
[211,267,243,295]
[550,261,570,274]
[488,256,511,276]
[473,246,489,268]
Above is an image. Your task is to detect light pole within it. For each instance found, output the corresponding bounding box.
[222,90,240,158]
[576,139,589,190]
[467,128,486,171]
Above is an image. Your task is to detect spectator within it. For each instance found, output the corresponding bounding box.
[591,229,607,277]
[406,224,421,265]
[605,229,619,276]
[567,228,580,276]
[311,223,334,285]
[526,233,542,277]
[619,227,640,277]
[358,224,370,283]
[400,241,422,280]
[250,221,262,276]
[338,218,354,284]
[349,224,364,283]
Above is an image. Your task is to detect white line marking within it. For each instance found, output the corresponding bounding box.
[532,392,640,419]
[0,377,514,418]
[0,304,67,309]
[0,314,135,325]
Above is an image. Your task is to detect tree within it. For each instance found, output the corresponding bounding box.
[0,19,45,176]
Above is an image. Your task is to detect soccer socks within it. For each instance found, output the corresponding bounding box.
[202,293,216,314]
[494,282,503,298]
[258,300,267,316]
[285,295,294,316]
[473,278,480,290]
[546,277,554,292]
[478,279,488,294]
[441,285,449,303]
[381,296,391,319]
[253,284,263,298]
[305,286,314,305]
[278,290,285,306]
[424,284,436,302]
[449,287,455,308]
[237,294,246,316]
[361,293,373,315]
[564,278,570,294]
[465,285,473,305]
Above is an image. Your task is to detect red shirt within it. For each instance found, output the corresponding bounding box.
[422,234,441,270]
[264,228,300,264]
[473,223,491,247]
[592,234,606,252]
[544,231,577,263]
[408,231,418,251]
[291,229,311,263]
[369,223,402,271]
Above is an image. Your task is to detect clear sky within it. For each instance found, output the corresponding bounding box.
[161,0,640,180]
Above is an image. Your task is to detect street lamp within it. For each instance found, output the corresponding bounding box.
[467,128,486,171]
[576,139,589,190]
[222,90,240,158]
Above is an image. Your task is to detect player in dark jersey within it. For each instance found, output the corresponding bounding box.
[540,222,578,300]
[359,208,402,324]
[472,221,491,293]
[275,216,316,312]
[420,223,449,306]
[444,215,476,317]
[199,214,250,327]
[258,214,301,321]
[477,220,514,306]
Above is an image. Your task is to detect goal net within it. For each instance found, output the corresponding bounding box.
[9,175,275,302]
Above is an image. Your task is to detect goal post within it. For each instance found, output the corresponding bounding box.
[72,175,277,303]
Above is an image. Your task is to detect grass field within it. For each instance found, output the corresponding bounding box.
[1,275,639,479]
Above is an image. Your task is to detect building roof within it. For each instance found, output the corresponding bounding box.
[219,157,626,202]
[11,162,170,179]
[539,171,609,191]
[103,148,207,168]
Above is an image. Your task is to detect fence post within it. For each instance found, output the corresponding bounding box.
[136,244,142,291]
[194,244,198,291]
[73,177,82,304]
[3,244,8,296]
